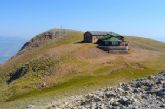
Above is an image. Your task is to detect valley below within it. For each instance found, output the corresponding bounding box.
[0,37,26,64]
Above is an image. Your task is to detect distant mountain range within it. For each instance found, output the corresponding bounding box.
[0,37,27,64]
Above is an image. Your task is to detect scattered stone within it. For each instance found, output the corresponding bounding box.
[26,104,34,109]
[34,71,165,109]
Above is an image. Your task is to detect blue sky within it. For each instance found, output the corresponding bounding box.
[0,0,165,42]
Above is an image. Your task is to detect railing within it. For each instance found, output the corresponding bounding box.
[108,46,128,50]
[98,45,128,50]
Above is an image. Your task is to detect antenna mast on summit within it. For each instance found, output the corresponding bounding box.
[60,25,62,30]
[60,25,62,36]
[60,25,65,36]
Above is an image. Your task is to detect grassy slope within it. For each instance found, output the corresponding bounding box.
[0,30,165,108]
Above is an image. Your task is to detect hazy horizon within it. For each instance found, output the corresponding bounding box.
[0,36,26,64]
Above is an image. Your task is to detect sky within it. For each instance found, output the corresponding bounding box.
[0,0,165,42]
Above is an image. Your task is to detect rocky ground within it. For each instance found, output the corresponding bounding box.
[26,71,165,109]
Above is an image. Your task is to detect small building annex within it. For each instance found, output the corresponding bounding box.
[97,34,124,46]
[97,34,128,52]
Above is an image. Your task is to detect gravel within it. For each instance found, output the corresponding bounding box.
[26,71,165,109]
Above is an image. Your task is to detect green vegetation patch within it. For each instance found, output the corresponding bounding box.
[7,56,55,84]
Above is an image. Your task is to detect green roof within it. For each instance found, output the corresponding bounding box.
[100,35,121,42]
[100,34,122,39]
[109,37,120,42]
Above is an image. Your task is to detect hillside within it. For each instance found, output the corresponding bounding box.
[0,29,164,108]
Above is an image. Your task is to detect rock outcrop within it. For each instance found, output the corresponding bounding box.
[39,71,165,109]
[19,29,68,52]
